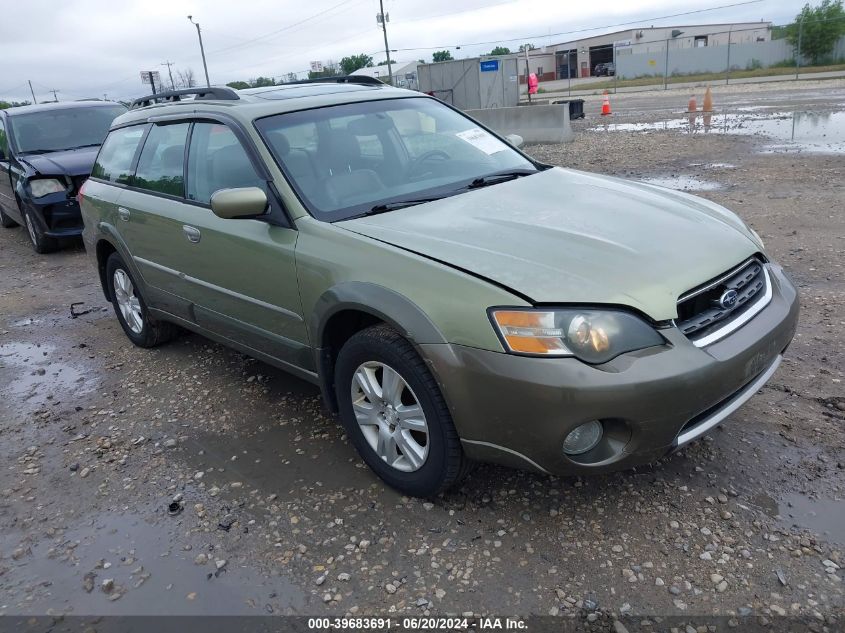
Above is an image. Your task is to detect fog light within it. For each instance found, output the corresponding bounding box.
[563,421,603,455]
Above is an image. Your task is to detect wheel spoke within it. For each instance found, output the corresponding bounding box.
[352,400,378,426]
[397,404,426,431]
[396,431,425,470]
[354,367,380,403]
[376,426,397,464]
[380,366,404,407]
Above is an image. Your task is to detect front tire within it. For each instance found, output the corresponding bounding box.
[106,253,175,348]
[23,207,57,253]
[335,324,471,497]
[0,205,18,228]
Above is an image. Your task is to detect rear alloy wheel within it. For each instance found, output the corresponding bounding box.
[335,324,472,497]
[106,252,176,348]
[23,208,57,254]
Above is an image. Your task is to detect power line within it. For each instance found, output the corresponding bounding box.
[207,0,364,56]
[390,0,766,51]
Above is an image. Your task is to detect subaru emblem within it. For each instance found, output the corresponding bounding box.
[718,289,739,310]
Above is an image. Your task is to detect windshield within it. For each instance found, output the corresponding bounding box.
[10,105,127,154]
[255,97,537,221]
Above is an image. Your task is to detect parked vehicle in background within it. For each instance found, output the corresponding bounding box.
[80,81,797,497]
[594,62,616,76]
[0,101,127,253]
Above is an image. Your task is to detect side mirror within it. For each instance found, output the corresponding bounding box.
[505,134,524,148]
[210,187,268,219]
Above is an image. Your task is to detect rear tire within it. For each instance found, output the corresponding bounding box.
[106,252,176,348]
[23,207,57,254]
[335,324,471,497]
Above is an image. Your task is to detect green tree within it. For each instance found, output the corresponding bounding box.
[518,43,537,52]
[250,77,275,87]
[786,0,845,63]
[340,54,374,74]
[376,59,395,66]
[432,50,453,62]
[226,81,250,90]
[489,46,511,55]
[0,100,29,109]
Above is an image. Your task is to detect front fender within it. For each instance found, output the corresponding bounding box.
[311,281,448,413]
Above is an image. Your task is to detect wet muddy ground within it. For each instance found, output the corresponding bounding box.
[0,84,843,626]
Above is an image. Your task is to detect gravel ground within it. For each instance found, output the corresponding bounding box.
[0,86,843,630]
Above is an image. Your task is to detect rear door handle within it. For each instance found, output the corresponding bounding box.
[118,207,130,222]
[182,225,201,244]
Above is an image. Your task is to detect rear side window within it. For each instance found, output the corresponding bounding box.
[186,123,264,204]
[91,125,145,184]
[134,123,190,197]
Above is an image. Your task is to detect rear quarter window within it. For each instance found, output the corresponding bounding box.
[92,125,146,184]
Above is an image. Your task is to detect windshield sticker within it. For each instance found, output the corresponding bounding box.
[455,127,509,155]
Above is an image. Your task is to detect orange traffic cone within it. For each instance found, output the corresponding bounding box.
[600,91,612,116]
[688,95,698,112]
[703,86,713,113]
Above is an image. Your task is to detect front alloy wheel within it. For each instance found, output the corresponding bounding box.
[351,361,429,472]
[23,208,57,254]
[335,324,472,497]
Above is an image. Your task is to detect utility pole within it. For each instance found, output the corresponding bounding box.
[50,89,59,102]
[145,72,157,95]
[377,0,393,85]
[161,61,176,90]
[187,16,211,87]
[28,80,37,104]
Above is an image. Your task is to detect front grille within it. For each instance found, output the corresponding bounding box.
[676,258,768,342]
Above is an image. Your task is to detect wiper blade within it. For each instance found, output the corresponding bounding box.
[64,143,101,151]
[466,169,536,189]
[19,149,54,155]
[364,197,446,216]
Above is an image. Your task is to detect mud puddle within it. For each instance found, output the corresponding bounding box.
[0,511,306,615]
[592,110,845,153]
[779,493,845,545]
[750,492,845,544]
[0,341,98,412]
[639,175,723,191]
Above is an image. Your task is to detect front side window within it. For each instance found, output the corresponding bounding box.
[8,105,127,154]
[186,122,264,204]
[255,97,537,221]
[91,125,146,184]
[134,123,190,197]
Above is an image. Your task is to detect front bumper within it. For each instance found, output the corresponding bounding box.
[423,264,799,476]
[24,195,84,237]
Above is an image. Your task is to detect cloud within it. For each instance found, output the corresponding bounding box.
[0,0,803,103]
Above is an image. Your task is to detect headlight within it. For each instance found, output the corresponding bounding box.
[29,178,67,198]
[490,308,664,363]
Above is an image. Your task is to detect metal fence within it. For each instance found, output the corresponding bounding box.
[553,17,845,95]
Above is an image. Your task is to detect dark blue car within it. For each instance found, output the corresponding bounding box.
[0,101,126,253]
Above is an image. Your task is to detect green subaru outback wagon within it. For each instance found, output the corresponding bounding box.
[80,80,798,497]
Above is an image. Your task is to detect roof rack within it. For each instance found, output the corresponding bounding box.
[130,87,240,110]
[284,76,385,86]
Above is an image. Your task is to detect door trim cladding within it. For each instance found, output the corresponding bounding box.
[148,308,320,385]
[133,256,304,322]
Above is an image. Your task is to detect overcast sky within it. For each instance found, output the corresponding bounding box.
[0,0,805,103]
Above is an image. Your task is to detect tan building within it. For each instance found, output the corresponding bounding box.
[550,22,772,79]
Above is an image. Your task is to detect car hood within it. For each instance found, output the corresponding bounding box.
[338,168,761,321]
[19,147,99,177]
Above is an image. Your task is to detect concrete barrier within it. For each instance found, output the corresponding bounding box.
[465,104,574,144]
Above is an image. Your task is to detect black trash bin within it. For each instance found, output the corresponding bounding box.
[553,99,585,120]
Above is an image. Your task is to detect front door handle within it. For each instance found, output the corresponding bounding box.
[182,225,201,244]
[118,207,130,222]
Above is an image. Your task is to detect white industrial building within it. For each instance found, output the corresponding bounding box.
[351,61,420,89]
[518,21,773,81]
